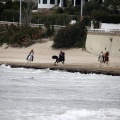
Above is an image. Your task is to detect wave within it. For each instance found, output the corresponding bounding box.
[37,108,120,120]
[0,64,11,68]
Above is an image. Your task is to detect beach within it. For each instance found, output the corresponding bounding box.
[0,39,120,76]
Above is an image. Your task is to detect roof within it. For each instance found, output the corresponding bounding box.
[101,23,120,30]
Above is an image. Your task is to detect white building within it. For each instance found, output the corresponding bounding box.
[38,0,58,9]
[11,0,105,9]
[86,23,120,57]
[37,0,105,9]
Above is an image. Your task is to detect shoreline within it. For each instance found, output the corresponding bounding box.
[0,41,120,76]
[0,61,120,76]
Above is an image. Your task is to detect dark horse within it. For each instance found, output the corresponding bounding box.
[52,54,65,66]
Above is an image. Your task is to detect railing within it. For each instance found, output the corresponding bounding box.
[1,21,119,34]
[88,29,120,34]
[0,21,66,30]
[0,21,19,26]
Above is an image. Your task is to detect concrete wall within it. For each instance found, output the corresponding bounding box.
[85,33,120,57]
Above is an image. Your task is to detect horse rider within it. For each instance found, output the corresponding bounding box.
[98,51,104,66]
[104,51,109,65]
[59,51,65,63]
[26,49,34,61]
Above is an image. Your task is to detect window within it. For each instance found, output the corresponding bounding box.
[43,0,47,4]
[39,0,41,4]
[50,0,55,4]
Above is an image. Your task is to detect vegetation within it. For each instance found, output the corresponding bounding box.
[31,14,80,26]
[52,21,87,48]
[83,0,120,24]
[0,0,120,48]
[0,24,54,47]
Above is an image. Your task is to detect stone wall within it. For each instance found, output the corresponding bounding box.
[86,32,120,57]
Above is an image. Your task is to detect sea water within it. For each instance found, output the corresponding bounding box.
[0,64,120,120]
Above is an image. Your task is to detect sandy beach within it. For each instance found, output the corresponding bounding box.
[0,39,120,75]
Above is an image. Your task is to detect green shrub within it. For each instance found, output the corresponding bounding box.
[54,7,64,14]
[91,10,120,23]
[31,14,80,26]
[0,24,48,47]
[52,21,87,48]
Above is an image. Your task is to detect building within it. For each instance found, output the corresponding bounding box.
[38,0,105,9]
[38,0,84,9]
[11,0,105,9]
[12,0,38,4]
[86,23,120,57]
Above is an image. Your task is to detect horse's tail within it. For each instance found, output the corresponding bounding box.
[52,55,58,59]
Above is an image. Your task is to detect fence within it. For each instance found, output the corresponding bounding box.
[0,21,66,30]
[88,29,120,35]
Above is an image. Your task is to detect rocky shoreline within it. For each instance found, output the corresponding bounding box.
[0,62,120,76]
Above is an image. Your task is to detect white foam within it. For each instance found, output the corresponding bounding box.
[43,109,120,120]
[0,64,11,68]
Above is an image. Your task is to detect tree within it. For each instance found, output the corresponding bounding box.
[4,0,13,9]
[103,0,120,14]
[22,1,35,27]
[65,0,73,14]
[0,2,4,16]
[83,0,101,16]
[52,21,87,48]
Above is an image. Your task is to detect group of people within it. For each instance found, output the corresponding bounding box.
[98,51,109,66]
[26,49,65,65]
[26,49,109,67]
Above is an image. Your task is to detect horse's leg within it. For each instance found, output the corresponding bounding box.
[53,59,57,66]
[53,62,55,65]
[99,61,102,67]
[27,60,29,66]
[106,61,108,65]
[30,60,32,65]
[55,61,58,66]
[54,58,59,66]
[28,61,32,66]
[61,61,64,66]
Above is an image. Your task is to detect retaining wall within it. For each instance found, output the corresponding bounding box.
[86,32,120,57]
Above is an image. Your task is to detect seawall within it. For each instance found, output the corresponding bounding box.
[86,32,120,57]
